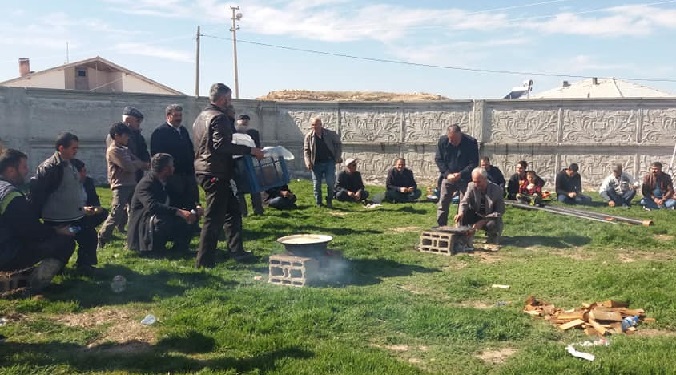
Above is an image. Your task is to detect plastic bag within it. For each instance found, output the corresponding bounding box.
[263,146,295,160]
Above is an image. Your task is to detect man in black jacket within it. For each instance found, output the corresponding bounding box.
[127,153,196,254]
[335,158,369,202]
[71,158,108,256]
[385,158,421,203]
[150,104,201,214]
[192,83,264,268]
[435,124,479,226]
[0,148,75,291]
[556,163,592,204]
[30,133,99,276]
[234,114,264,216]
[480,156,506,191]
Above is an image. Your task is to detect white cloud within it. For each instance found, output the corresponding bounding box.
[113,42,193,62]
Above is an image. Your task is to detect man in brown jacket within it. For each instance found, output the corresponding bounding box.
[98,123,149,247]
[640,161,676,210]
[303,117,342,208]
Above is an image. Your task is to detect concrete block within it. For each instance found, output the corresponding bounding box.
[418,231,456,255]
[268,254,320,287]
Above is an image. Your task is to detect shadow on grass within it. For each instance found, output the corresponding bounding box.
[47,264,237,308]
[348,257,440,286]
[502,235,591,248]
[0,340,314,374]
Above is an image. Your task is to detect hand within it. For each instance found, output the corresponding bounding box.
[251,147,265,160]
[177,209,195,224]
[568,192,577,198]
[307,162,314,171]
[473,219,488,230]
[654,197,661,205]
[400,187,406,193]
[453,213,463,224]
[83,206,96,216]
[407,187,414,193]
[447,173,460,182]
[355,191,361,200]
[280,191,290,197]
[195,206,204,217]
[348,191,354,197]
[54,225,75,237]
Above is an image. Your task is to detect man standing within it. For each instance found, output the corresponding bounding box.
[150,104,201,215]
[29,132,99,276]
[454,167,505,244]
[385,158,421,203]
[234,114,264,216]
[435,124,479,226]
[105,106,150,231]
[640,162,675,210]
[127,153,196,254]
[599,163,636,208]
[0,148,75,291]
[480,156,506,191]
[192,83,264,268]
[303,117,343,208]
[99,123,149,247]
[555,163,592,204]
[335,158,369,203]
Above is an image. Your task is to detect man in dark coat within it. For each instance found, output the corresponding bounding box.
[435,124,479,226]
[234,114,264,216]
[480,156,506,191]
[127,153,196,253]
[385,158,421,203]
[192,83,264,268]
[555,163,591,204]
[263,184,297,210]
[335,158,369,202]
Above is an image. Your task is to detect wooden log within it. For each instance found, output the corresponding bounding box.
[559,319,586,330]
[589,319,608,335]
[600,300,629,308]
[589,309,623,322]
[556,311,586,322]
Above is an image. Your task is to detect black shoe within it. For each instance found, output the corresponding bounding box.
[326,201,333,209]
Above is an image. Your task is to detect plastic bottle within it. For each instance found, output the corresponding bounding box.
[621,316,639,332]
[141,314,156,325]
[110,275,127,293]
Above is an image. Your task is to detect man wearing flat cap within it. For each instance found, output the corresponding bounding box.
[335,158,369,203]
[234,114,263,216]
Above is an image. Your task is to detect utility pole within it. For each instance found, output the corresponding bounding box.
[195,26,201,97]
[230,6,243,99]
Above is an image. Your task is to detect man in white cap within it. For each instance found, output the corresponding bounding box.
[335,158,369,203]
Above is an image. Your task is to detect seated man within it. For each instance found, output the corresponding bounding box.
[263,184,297,210]
[454,167,505,244]
[385,158,422,203]
[599,163,636,208]
[640,161,675,210]
[555,163,591,204]
[71,158,109,235]
[30,132,100,277]
[506,160,542,200]
[480,156,506,191]
[127,153,197,254]
[0,149,75,291]
[335,158,369,203]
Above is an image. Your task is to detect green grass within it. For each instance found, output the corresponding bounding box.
[1,181,675,374]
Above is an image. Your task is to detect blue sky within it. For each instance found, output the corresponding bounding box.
[1,0,676,99]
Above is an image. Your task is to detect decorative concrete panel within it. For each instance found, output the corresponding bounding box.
[642,108,676,145]
[340,109,402,143]
[403,110,471,143]
[562,109,637,144]
[489,109,558,143]
[277,109,339,142]
[639,154,674,177]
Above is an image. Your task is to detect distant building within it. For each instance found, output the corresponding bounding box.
[0,56,182,95]
[531,78,674,99]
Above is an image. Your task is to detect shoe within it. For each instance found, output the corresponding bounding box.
[326,201,333,209]
[29,258,64,292]
[622,204,630,209]
[75,264,101,278]
[643,206,652,211]
[231,251,257,263]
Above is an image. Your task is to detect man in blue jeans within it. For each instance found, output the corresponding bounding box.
[640,161,675,210]
[555,163,592,204]
[303,117,342,208]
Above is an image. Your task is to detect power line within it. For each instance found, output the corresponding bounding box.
[201,33,676,83]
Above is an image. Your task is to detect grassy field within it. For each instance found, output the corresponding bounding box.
[1,180,675,375]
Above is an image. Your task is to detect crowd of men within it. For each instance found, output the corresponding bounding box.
[1,84,673,292]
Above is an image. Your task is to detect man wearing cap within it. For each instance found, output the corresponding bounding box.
[335,158,369,203]
[192,83,264,268]
[150,104,201,217]
[303,117,343,208]
[555,163,592,204]
[599,163,636,208]
[435,124,479,226]
[234,114,264,216]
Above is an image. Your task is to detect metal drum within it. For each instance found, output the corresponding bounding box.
[277,234,333,257]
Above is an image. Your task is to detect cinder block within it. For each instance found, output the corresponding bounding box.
[0,267,32,296]
[268,254,320,287]
[418,231,456,255]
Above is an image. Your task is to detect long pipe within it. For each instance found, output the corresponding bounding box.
[507,202,618,224]
[544,205,653,226]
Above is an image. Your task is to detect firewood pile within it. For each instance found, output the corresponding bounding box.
[524,296,654,335]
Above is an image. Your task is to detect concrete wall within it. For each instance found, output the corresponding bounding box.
[1,86,676,190]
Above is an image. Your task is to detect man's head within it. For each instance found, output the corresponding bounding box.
[55,132,79,160]
[516,160,528,176]
[345,158,357,173]
[70,158,87,183]
[0,148,28,186]
[651,161,663,176]
[612,163,623,179]
[122,106,144,131]
[110,122,132,146]
[236,114,250,133]
[311,117,323,133]
[165,104,183,127]
[446,124,462,145]
[209,83,232,110]
[151,153,174,179]
[471,166,488,191]
[394,158,406,171]
[566,163,579,177]
[480,156,491,169]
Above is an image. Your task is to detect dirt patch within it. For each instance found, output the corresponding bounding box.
[54,307,156,352]
[258,90,449,102]
[616,251,674,263]
[329,211,349,217]
[476,348,518,365]
[457,301,496,309]
[551,249,593,261]
[633,328,676,337]
[391,226,421,233]
[471,252,503,264]
[397,284,450,300]
[653,234,674,242]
